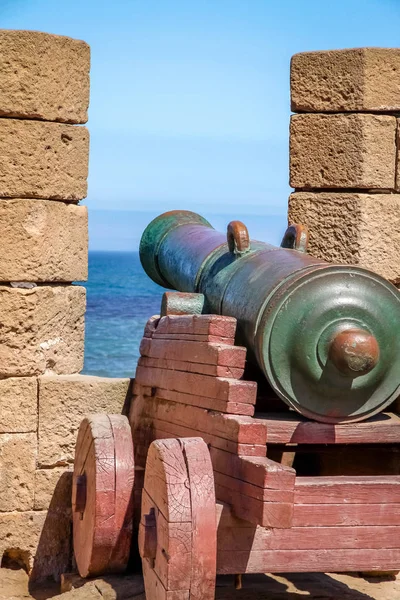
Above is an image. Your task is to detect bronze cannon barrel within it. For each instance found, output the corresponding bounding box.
[140,210,400,423]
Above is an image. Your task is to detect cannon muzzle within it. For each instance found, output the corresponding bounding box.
[140,210,400,423]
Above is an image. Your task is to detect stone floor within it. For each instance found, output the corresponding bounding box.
[1,568,399,600]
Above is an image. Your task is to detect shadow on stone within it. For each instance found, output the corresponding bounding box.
[60,573,144,598]
[284,572,376,599]
[121,379,134,417]
[29,472,73,595]
[1,547,31,573]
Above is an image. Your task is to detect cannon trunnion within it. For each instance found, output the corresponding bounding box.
[140,210,400,423]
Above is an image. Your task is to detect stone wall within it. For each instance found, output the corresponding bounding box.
[288,48,400,284]
[0,31,131,581]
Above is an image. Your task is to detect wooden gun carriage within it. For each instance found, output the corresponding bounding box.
[72,212,400,598]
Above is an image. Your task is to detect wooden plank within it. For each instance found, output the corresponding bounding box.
[154,314,237,339]
[214,471,293,503]
[138,356,244,380]
[216,548,400,575]
[139,337,246,368]
[152,332,234,343]
[293,503,400,527]
[295,476,400,504]
[217,525,400,552]
[143,316,160,338]
[274,449,297,468]
[215,503,400,551]
[135,365,257,405]
[219,500,395,553]
[154,387,254,416]
[209,448,295,490]
[138,396,267,445]
[136,418,266,457]
[130,408,266,472]
[215,483,293,528]
[142,560,189,600]
[132,381,152,398]
[216,524,400,553]
[256,412,400,445]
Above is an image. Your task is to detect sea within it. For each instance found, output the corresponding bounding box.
[81,252,164,378]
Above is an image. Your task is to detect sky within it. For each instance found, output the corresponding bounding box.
[2,0,400,249]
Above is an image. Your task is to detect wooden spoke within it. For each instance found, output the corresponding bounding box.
[72,414,134,577]
[139,437,216,599]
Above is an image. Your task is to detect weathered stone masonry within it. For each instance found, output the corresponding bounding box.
[0,30,131,581]
[289,48,400,285]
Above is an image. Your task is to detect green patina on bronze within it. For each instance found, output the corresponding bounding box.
[139,210,400,423]
[161,291,205,317]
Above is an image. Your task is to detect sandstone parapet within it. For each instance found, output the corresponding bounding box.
[38,375,132,466]
[288,192,400,282]
[290,114,396,190]
[0,377,37,433]
[0,433,36,511]
[291,48,400,113]
[34,468,72,511]
[0,510,71,581]
[0,30,90,123]
[0,285,85,377]
[0,119,88,200]
[0,200,87,282]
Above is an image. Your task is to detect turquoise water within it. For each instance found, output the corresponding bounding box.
[82,252,164,377]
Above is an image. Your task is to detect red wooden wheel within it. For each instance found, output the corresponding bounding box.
[72,414,135,577]
[139,437,217,599]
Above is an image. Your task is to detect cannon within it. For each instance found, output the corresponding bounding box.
[71,214,400,597]
[139,210,400,423]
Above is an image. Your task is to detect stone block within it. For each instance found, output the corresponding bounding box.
[288,192,400,282]
[291,48,400,113]
[0,119,88,200]
[0,377,37,433]
[60,573,145,597]
[0,433,36,511]
[38,375,132,467]
[0,30,90,123]
[0,569,30,599]
[57,584,103,599]
[290,114,396,190]
[0,285,85,377]
[0,200,88,282]
[31,513,71,582]
[0,510,71,581]
[34,468,72,510]
[397,120,400,192]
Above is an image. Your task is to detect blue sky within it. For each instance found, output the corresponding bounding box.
[2,0,400,249]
